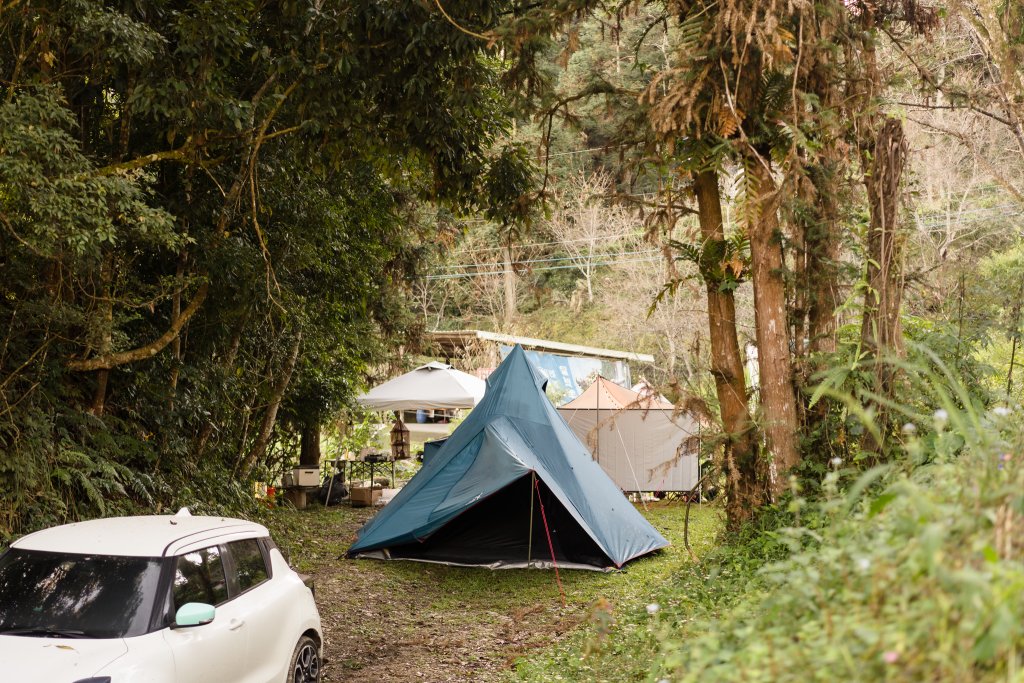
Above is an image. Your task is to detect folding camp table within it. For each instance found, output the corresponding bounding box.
[342,454,396,490]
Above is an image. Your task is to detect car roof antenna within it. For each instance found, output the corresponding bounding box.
[174,507,192,517]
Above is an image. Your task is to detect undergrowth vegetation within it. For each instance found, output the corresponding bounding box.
[515,355,1024,682]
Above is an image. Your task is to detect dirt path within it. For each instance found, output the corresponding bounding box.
[277,506,585,683]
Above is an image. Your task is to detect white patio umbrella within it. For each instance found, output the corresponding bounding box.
[356,361,486,411]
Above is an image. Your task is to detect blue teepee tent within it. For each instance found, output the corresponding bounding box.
[346,345,668,570]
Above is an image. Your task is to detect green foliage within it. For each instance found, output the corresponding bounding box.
[335,414,384,459]
[0,0,542,535]
[513,352,1024,682]
[652,405,1024,681]
[667,232,750,291]
[511,505,786,682]
[483,143,538,227]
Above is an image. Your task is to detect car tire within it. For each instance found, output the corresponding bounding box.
[288,634,321,683]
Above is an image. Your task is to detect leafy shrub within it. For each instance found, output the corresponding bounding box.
[513,350,1024,683]
[652,359,1024,681]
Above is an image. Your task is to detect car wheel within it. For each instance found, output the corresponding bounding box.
[289,635,321,683]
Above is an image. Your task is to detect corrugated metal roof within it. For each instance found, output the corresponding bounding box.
[429,330,655,363]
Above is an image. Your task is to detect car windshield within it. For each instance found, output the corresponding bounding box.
[0,548,164,638]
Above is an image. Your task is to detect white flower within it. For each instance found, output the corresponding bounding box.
[857,557,871,572]
[646,603,660,615]
[993,406,1011,417]
[901,422,917,434]
[830,457,843,467]
[933,409,949,424]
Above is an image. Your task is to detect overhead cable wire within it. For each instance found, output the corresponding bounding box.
[448,231,642,257]
[438,248,660,270]
[446,193,1017,256]
[540,142,644,158]
[423,255,664,280]
[426,209,1024,280]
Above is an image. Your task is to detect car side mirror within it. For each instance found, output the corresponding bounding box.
[173,602,216,628]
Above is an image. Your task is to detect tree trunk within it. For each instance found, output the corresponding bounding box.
[802,163,842,356]
[850,5,910,455]
[784,33,847,453]
[747,160,801,493]
[790,160,844,463]
[299,423,321,468]
[861,117,908,359]
[238,330,302,478]
[693,170,762,528]
[503,246,517,328]
[194,302,253,458]
[89,257,115,416]
[168,253,186,411]
[859,117,909,454]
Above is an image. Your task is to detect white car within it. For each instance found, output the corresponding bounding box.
[0,510,322,683]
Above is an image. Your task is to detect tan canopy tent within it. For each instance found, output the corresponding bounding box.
[558,377,700,492]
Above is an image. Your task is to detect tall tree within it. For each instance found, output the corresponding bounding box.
[692,170,763,521]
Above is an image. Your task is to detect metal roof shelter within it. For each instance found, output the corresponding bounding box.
[429,330,655,363]
[429,330,654,405]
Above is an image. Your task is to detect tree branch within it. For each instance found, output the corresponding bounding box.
[67,281,209,371]
[894,100,1012,127]
[89,142,195,177]
[908,116,1024,206]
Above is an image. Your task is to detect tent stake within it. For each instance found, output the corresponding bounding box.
[527,471,535,567]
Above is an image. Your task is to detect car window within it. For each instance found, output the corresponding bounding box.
[173,547,228,607]
[0,549,163,638]
[229,539,269,592]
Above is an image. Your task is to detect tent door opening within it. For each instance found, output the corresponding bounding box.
[386,475,612,568]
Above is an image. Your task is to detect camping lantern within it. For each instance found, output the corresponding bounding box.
[390,417,411,460]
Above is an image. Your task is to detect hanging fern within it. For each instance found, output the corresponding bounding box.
[667,231,751,292]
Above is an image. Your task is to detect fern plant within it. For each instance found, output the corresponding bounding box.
[667,231,751,292]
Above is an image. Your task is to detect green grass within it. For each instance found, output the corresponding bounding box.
[261,504,359,573]
[508,503,753,682]
[268,500,721,601]
[406,503,722,615]
[514,404,1024,683]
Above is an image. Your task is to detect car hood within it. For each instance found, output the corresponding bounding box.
[0,634,128,680]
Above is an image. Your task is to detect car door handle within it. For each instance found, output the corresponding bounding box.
[228,619,245,631]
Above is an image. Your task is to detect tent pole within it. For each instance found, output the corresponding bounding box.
[595,377,600,464]
[527,471,536,567]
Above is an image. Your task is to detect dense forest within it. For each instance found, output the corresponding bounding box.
[0,0,537,531]
[2,0,1024,677]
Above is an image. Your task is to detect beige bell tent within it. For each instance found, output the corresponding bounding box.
[558,377,700,492]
